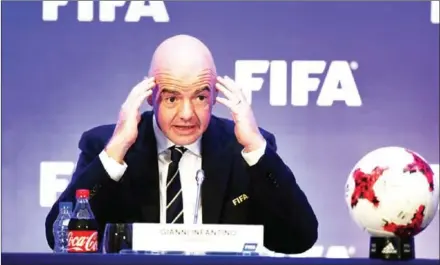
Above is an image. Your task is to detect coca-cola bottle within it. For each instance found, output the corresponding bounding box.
[67,189,99,253]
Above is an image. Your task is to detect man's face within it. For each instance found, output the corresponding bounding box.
[151,68,216,145]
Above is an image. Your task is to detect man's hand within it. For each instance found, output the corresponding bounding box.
[105,77,156,163]
[215,76,265,153]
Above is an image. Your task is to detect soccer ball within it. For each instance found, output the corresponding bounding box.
[345,146,439,238]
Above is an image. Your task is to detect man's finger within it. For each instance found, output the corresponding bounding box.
[222,76,241,93]
[215,82,235,101]
[122,79,154,107]
[122,89,153,111]
[137,89,153,107]
[216,76,233,92]
[133,77,155,95]
[141,77,156,92]
[127,78,155,103]
[216,96,234,109]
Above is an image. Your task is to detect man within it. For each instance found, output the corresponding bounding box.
[45,34,318,254]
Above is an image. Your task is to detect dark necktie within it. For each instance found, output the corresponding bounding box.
[166,146,186,224]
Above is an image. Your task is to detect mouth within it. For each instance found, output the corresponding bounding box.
[172,125,198,134]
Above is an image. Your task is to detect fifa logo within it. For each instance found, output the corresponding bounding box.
[42,1,170,22]
[235,60,362,107]
[232,194,249,206]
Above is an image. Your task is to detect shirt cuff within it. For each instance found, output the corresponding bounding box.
[241,140,267,166]
[98,150,128,181]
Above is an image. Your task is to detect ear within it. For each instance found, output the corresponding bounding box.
[147,84,158,106]
[212,89,218,105]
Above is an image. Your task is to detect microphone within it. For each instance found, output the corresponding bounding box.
[193,169,205,224]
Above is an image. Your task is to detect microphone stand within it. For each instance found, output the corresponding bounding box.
[193,169,205,224]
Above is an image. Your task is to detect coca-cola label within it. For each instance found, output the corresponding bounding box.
[67,230,98,252]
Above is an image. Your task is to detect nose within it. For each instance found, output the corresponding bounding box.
[178,99,194,121]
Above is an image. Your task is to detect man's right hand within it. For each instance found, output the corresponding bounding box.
[105,77,156,163]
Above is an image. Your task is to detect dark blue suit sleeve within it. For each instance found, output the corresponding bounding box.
[247,132,318,254]
[44,129,121,250]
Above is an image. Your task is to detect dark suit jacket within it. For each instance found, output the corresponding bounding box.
[45,111,318,254]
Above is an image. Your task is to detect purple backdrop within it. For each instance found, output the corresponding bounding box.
[1,1,439,258]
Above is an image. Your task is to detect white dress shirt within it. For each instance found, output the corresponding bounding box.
[98,117,266,224]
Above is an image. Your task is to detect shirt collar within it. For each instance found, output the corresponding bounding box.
[152,115,202,157]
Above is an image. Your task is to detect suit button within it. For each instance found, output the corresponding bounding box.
[90,185,100,197]
[267,173,278,187]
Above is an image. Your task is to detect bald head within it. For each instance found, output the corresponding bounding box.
[148,34,216,79]
[147,35,217,146]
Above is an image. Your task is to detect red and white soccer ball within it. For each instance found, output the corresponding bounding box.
[345,146,439,238]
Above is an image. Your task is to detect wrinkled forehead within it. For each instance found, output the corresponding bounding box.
[150,61,217,93]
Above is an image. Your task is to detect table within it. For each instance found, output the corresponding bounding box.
[1,253,439,265]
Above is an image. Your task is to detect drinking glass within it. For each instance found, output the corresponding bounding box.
[102,223,132,253]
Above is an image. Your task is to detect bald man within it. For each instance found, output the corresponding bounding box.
[45,35,318,254]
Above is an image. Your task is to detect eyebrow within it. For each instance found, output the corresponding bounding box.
[160,86,211,95]
[194,86,211,94]
[160,88,180,95]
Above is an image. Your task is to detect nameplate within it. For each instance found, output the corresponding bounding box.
[132,223,264,253]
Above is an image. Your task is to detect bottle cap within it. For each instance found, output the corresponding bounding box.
[59,202,73,211]
[76,189,90,199]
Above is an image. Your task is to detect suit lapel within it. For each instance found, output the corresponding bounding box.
[201,117,233,224]
[123,112,233,224]
[125,111,160,223]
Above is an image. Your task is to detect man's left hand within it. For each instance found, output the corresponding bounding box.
[215,75,265,153]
